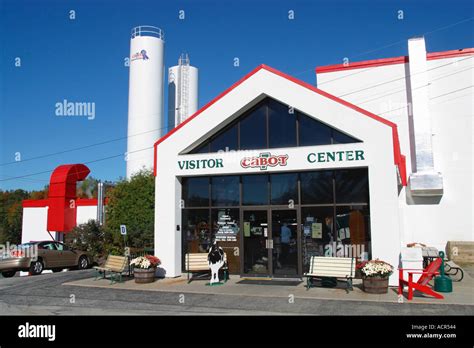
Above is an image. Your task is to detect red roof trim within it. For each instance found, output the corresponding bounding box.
[23,198,106,208]
[316,56,408,73]
[76,198,108,206]
[23,199,49,208]
[153,64,407,186]
[427,48,474,60]
[316,48,474,74]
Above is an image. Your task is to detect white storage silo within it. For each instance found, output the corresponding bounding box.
[167,54,199,130]
[126,26,165,179]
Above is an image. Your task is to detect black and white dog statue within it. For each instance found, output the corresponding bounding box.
[208,241,225,285]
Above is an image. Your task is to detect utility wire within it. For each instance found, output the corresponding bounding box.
[337,56,473,98]
[291,16,474,78]
[0,124,169,167]
[0,146,153,182]
[378,85,473,115]
[2,18,473,180]
[354,66,474,105]
[3,17,473,168]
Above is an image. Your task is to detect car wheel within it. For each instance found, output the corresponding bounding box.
[1,271,16,278]
[78,255,89,270]
[52,268,63,273]
[30,259,44,275]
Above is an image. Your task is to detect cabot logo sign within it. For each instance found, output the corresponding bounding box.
[240,152,289,170]
[131,49,149,61]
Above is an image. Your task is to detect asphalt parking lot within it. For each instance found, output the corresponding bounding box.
[0,270,473,315]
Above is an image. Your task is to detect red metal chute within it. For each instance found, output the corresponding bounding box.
[47,164,90,232]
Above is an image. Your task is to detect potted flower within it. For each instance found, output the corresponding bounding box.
[359,259,394,294]
[130,255,161,284]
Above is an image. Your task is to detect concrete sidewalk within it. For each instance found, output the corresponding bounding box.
[64,270,474,306]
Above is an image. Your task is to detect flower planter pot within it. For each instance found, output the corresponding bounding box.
[134,268,156,284]
[362,276,389,294]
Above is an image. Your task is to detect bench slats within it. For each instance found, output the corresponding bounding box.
[185,253,227,271]
[103,255,127,273]
[306,271,353,277]
[307,256,355,278]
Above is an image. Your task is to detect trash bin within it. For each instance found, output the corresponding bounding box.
[434,251,453,293]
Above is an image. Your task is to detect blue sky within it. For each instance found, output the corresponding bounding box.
[0,0,473,191]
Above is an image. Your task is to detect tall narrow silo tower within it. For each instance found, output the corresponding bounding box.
[126,26,165,179]
[167,54,199,130]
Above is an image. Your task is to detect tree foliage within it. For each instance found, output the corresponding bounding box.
[105,170,155,249]
[0,189,29,244]
[65,220,118,261]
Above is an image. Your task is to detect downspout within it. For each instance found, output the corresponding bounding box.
[407,37,443,196]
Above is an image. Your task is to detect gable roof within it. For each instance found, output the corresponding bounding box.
[154,64,407,185]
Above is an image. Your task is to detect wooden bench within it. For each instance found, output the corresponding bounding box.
[304,256,355,291]
[93,255,128,284]
[185,253,228,283]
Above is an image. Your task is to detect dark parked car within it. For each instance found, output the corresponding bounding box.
[0,241,91,278]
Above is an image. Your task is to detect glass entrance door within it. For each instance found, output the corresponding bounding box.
[271,210,299,277]
[242,210,270,276]
[242,209,300,277]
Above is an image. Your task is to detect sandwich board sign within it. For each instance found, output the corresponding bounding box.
[120,225,127,236]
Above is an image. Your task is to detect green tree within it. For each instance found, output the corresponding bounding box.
[105,170,154,249]
[0,189,29,244]
[65,220,116,261]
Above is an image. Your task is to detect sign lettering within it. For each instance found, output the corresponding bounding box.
[241,152,289,170]
[307,150,365,164]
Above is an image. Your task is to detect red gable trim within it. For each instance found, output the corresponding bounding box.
[316,48,474,74]
[153,65,264,176]
[154,64,407,186]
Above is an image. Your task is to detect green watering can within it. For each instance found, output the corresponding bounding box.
[434,251,453,293]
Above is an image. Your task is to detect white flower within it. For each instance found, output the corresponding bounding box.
[361,260,393,277]
[130,256,154,269]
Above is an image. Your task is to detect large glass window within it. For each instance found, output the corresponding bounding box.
[336,206,371,260]
[300,170,334,204]
[182,177,209,207]
[242,175,268,205]
[210,124,238,152]
[181,168,371,275]
[193,142,209,154]
[240,104,267,150]
[211,208,240,273]
[182,209,211,269]
[268,99,296,148]
[189,97,360,154]
[333,130,358,144]
[301,206,335,272]
[298,112,332,147]
[270,173,298,205]
[335,168,369,203]
[211,176,240,206]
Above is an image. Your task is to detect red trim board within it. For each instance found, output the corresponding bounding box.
[316,48,474,74]
[153,64,407,186]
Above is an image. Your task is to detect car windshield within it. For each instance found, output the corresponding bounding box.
[38,242,56,250]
